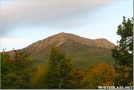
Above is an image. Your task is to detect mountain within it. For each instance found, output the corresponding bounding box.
[21,32,115,68]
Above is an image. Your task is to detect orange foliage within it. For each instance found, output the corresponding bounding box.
[81,62,116,88]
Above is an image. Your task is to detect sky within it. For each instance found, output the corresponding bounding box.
[0,0,133,52]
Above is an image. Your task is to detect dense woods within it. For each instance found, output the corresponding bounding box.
[1,16,133,89]
[1,49,116,89]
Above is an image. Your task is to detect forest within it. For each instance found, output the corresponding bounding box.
[1,17,133,89]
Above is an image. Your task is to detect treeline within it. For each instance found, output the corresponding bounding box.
[1,47,116,89]
[1,16,133,89]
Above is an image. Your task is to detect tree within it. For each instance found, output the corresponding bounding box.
[80,63,116,89]
[31,65,47,89]
[112,16,133,86]
[67,69,87,89]
[44,47,72,89]
[1,49,35,89]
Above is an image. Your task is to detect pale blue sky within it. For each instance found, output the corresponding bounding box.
[0,0,133,51]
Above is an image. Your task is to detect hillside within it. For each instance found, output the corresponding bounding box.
[20,32,115,68]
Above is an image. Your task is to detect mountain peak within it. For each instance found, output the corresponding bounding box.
[59,32,65,34]
[18,32,116,68]
[25,32,115,50]
[22,32,115,68]
[55,32,69,37]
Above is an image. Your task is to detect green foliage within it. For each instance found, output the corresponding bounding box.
[1,50,35,89]
[44,46,72,89]
[112,16,133,86]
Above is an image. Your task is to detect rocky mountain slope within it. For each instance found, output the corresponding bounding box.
[25,32,115,50]
[21,32,115,68]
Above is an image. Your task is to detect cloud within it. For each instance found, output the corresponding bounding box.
[1,38,31,45]
[1,0,114,36]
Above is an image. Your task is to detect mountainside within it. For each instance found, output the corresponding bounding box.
[22,32,115,68]
[25,32,115,50]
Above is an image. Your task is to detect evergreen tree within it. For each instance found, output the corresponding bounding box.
[112,16,133,86]
[1,49,35,89]
[44,47,72,89]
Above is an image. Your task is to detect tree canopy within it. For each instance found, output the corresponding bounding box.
[44,47,72,89]
[1,50,35,89]
[112,16,133,86]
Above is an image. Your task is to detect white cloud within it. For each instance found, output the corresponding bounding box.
[1,38,31,45]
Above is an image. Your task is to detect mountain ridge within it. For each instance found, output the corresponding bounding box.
[24,32,115,50]
[18,32,115,68]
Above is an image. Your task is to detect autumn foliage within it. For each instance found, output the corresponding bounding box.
[80,63,116,88]
[1,48,118,89]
